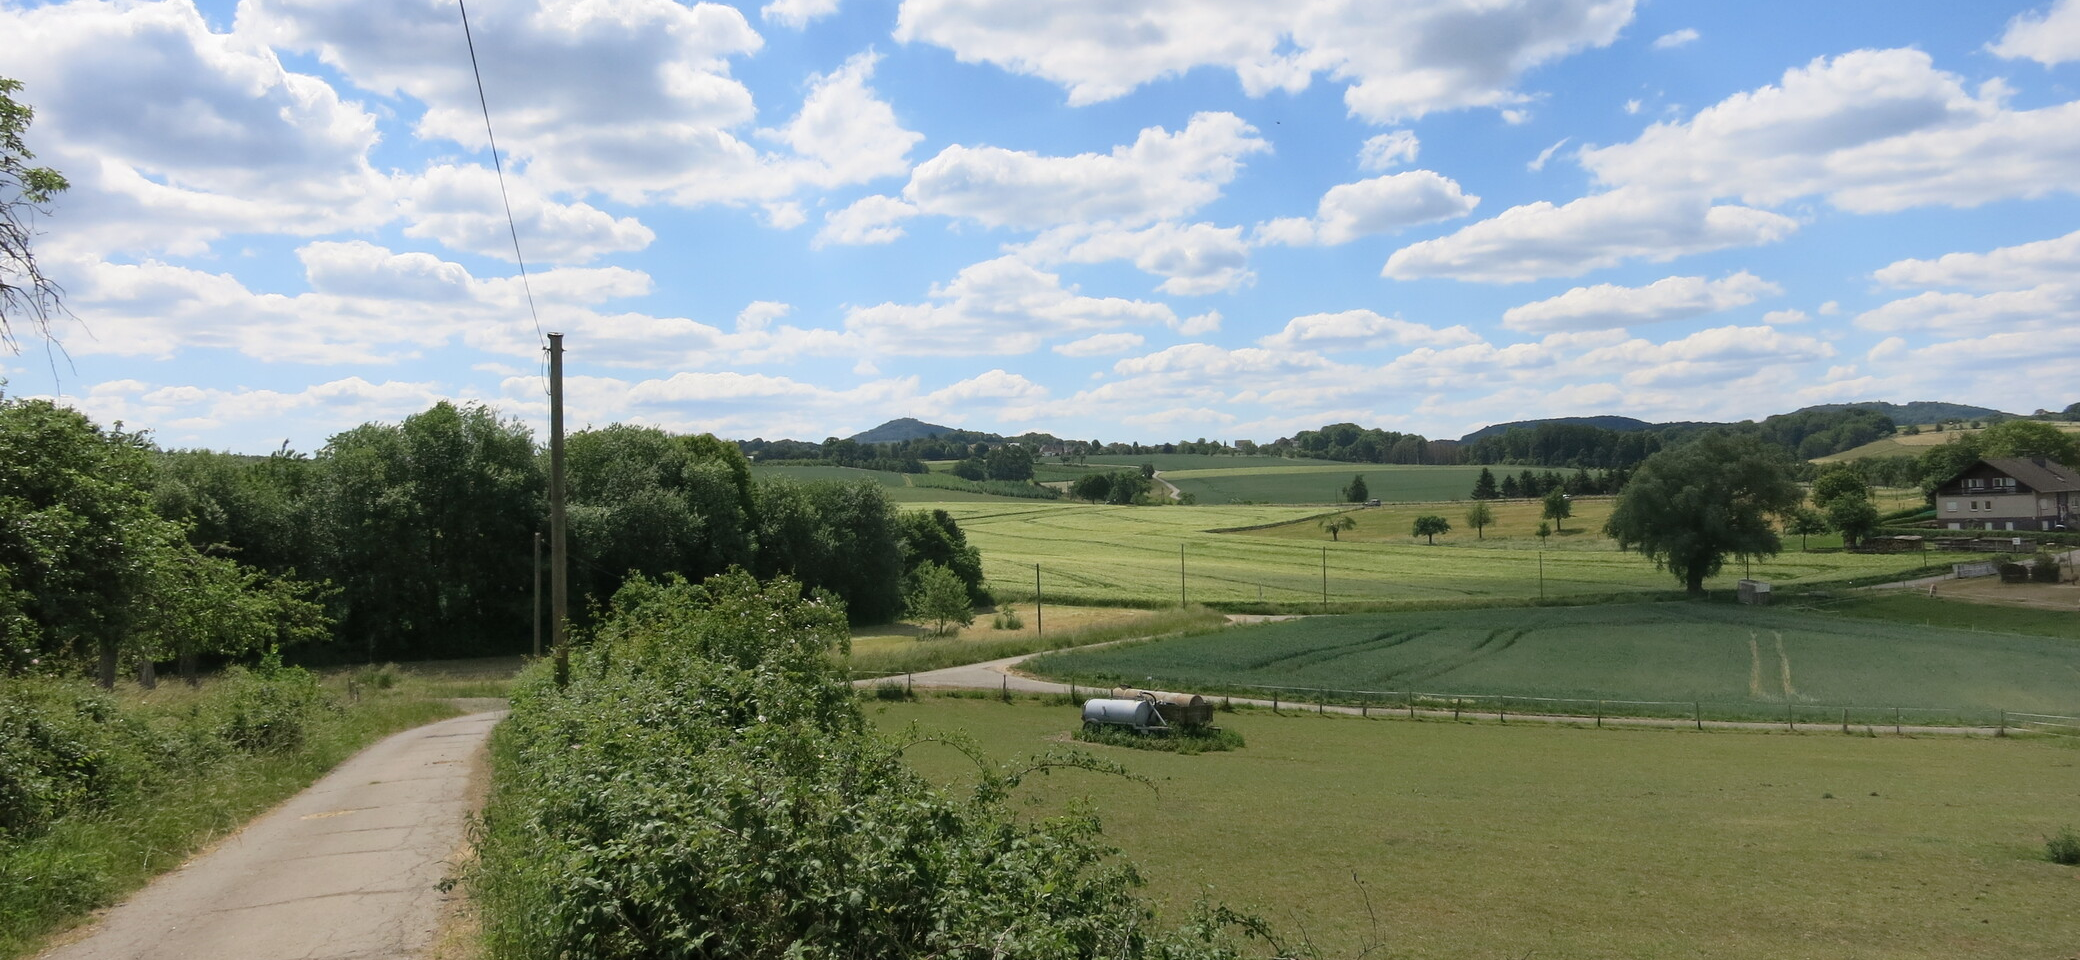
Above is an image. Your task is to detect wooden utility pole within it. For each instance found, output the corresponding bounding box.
[549,333,570,686]
[1179,543,1186,607]
[1034,563,1043,637]
[532,531,542,657]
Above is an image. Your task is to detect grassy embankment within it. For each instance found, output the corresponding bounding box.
[0,661,514,959]
[1021,602,2080,723]
[875,696,2080,960]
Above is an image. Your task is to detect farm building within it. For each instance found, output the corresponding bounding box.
[1931,457,2077,532]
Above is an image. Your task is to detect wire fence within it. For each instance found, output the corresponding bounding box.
[1193,681,2044,731]
[851,670,2061,733]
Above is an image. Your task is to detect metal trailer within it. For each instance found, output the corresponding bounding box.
[1081,698,1166,734]
[1110,687,1215,728]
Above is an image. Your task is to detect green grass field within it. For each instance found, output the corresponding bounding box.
[872,696,2080,960]
[1022,603,2080,718]
[750,464,1044,502]
[916,501,1971,608]
[1815,421,2080,463]
[1162,463,1488,504]
[1077,453,1344,471]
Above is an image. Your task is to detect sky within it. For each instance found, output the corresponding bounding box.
[2,0,2078,454]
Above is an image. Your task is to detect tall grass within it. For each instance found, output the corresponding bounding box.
[0,669,468,959]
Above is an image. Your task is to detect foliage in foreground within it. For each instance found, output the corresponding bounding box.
[474,572,1270,960]
[0,663,452,958]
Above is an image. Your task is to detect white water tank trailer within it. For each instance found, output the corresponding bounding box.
[1081,698,1165,734]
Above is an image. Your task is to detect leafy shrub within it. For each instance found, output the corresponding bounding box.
[350,662,402,690]
[1075,723,1245,755]
[0,680,155,839]
[217,650,329,752]
[475,571,1266,960]
[992,606,1025,630]
[2050,826,2080,866]
[2029,553,2062,584]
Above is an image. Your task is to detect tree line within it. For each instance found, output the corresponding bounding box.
[5,394,989,681]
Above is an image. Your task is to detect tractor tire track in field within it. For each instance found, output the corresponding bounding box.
[1245,628,1430,672]
[1748,633,1765,699]
[1774,631,1798,700]
[1398,628,1528,685]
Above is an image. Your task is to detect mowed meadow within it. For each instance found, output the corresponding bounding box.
[875,697,2080,960]
[925,498,1965,608]
[1024,602,2080,719]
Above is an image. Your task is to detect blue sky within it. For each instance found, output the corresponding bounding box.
[3,0,2077,453]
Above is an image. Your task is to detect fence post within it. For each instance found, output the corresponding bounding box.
[1001,675,1008,701]
[1596,700,1603,728]
[1069,682,1076,702]
[1786,701,1794,731]
[1694,702,1702,731]
[1317,691,1325,715]
[1453,698,1461,721]
[905,673,912,697]
[1894,706,1901,736]
[1842,708,1849,734]
[1361,698,1367,719]
[1499,696,1507,723]
[1406,690,1415,719]
[1998,710,2006,737]
[1272,695,1278,713]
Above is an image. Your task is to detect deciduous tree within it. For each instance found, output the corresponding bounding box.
[1319,514,1356,541]
[1464,501,1494,539]
[1412,515,1450,544]
[1,77,69,352]
[1541,488,1572,532]
[1603,433,1803,595]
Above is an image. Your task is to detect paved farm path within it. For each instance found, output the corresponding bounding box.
[38,710,504,960]
[875,619,2011,737]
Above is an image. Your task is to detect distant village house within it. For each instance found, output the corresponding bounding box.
[1932,457,2077,531]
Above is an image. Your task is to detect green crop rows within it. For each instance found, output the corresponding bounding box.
[1025,602,2080,718]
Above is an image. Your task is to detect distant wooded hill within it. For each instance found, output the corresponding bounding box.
[847,418,975,444]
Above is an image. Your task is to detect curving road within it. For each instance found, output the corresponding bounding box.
[37,710,504,960]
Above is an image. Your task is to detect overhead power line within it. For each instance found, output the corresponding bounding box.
[457,0,548,393]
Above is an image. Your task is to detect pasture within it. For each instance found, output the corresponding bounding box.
[750,463,1040,502]
[1162,463,1487,504]
[1815,421,2080,462]
[920,501,1969,608]
[873,696,2080,960]
[1022,603,2080,719]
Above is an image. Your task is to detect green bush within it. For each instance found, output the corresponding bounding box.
[217,651,330,753]
[474,571,1267,960]
[2029,554,2062,584]
[992,606,1025,630]
[1075,723,1245,755]
[2050,827,2080,866]
[0,680,156,839]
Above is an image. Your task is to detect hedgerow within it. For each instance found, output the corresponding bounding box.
[474,570,1271,960]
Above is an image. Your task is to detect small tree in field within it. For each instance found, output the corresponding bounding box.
[1464,501,1494,539]
[1343,474,1370,502]
[905,562,973,637]
[1319,514,1357,541]
[1827,496,1880,548]
[1786,505,1828,551]
[1541,488,1571,532]
[1412,515,1450,544]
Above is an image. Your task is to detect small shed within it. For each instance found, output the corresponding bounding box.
[1736,579,1772,605]
[1110,687,1215,728]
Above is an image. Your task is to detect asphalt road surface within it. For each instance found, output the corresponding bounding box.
[38,710,503,960]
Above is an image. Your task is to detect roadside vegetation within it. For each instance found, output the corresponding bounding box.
[0,658,470,959]
[472,572,1276,960]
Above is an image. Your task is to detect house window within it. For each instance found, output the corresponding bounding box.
[1945,501,1957,513]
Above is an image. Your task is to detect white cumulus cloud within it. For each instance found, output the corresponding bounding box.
[1872,229,2080,291]
[1381,188,1797,283]
[1501,272,1782,332]
[844,257,1178,355]
[893,0,1636,122]
[1257,171,1479,246]
[1991,0,2080,65]
[1256,310,1483,351]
